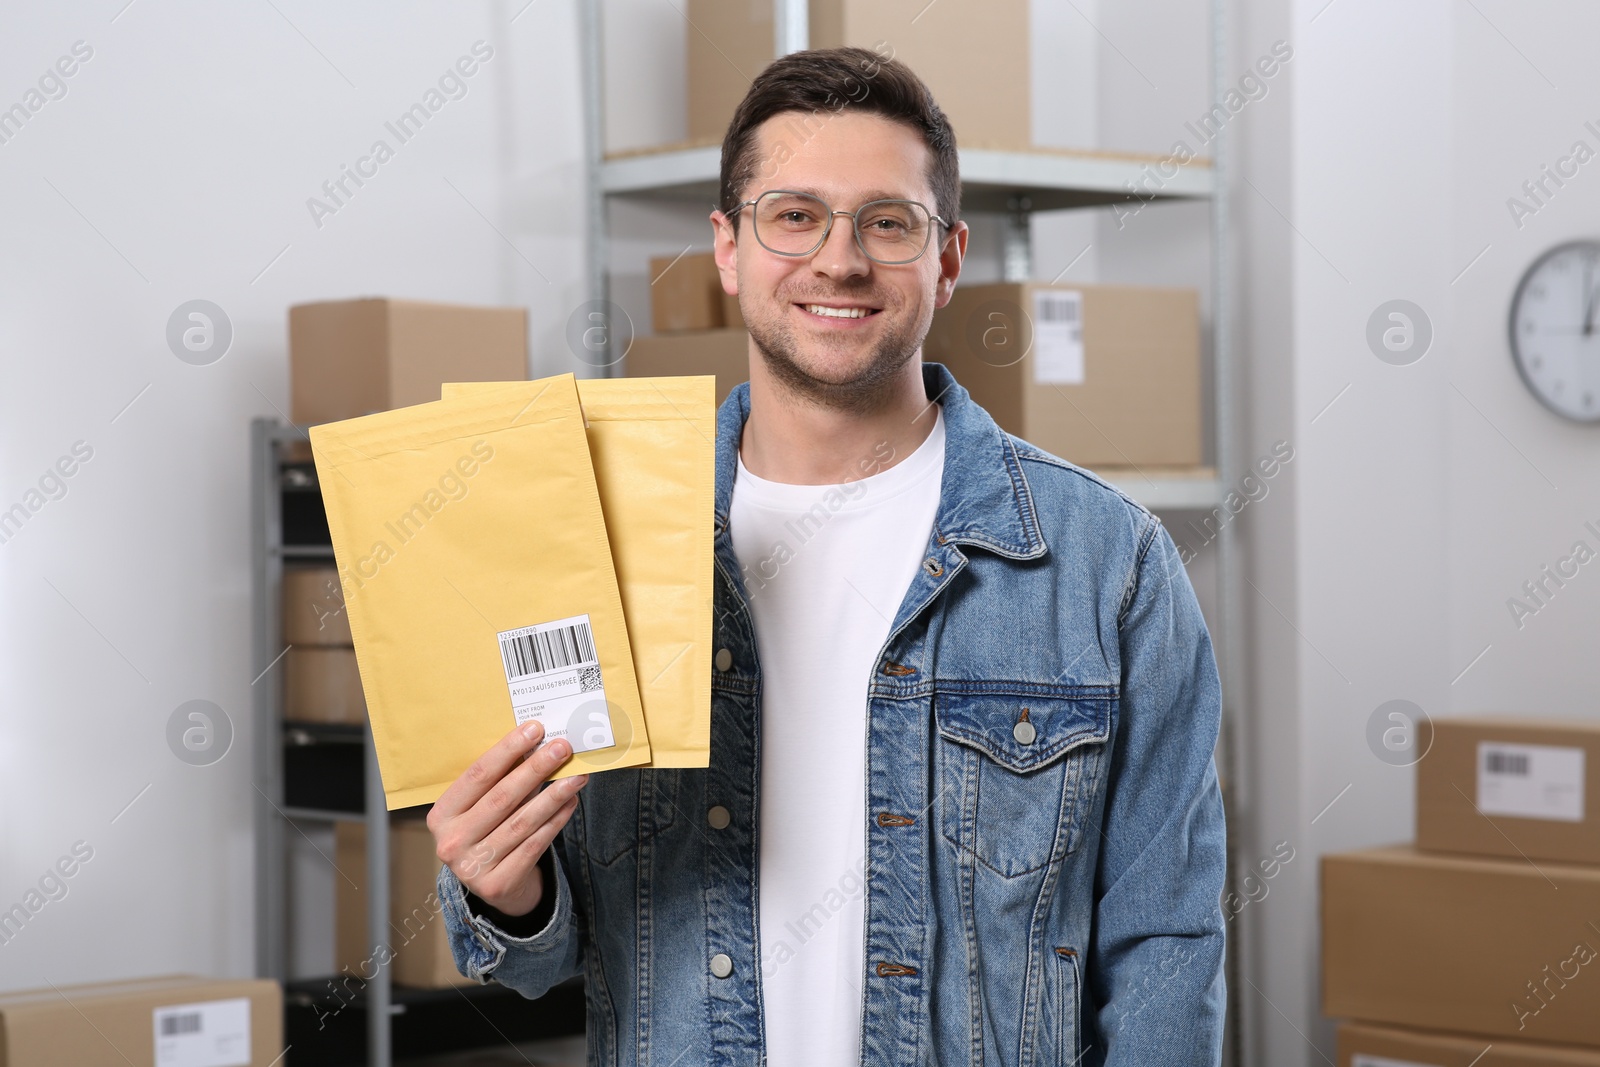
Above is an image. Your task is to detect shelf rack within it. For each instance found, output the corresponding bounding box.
[251,420,584,1067]
[577,0,1242,1062]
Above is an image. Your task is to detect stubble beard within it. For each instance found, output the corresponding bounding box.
[747,292,928,417]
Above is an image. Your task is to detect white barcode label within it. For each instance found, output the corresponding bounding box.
[1353,1056,1431,1067]
[1478,741,1584,823]
[1032,289,1084,385]
[497,614,615,753]
[153,997,250,1067]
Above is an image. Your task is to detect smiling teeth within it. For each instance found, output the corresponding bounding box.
[805,304,871,318]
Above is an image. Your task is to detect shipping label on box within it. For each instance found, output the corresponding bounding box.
[1031,289,1084,385]
[153,997,250,1067]
[1478,741,1585,822]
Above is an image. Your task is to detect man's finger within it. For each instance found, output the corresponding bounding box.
[472,794,581,904]
[456,736,578,846]
[477,771,589,869]
[431,720,547,820]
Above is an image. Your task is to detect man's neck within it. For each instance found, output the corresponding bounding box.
[739,350,940,486]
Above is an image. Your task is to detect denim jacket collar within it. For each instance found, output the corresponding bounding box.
[711,361,1047,561]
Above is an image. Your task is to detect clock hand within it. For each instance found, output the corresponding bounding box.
[1585,258,1598,337]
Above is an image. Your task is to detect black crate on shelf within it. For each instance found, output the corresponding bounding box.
[283,724,364,812]
[282,463,332,546]
[283,975,586,1066]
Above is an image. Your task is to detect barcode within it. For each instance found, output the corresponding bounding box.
[1486,751,1530,776]
[1038,294,1080,322]
[160,1012,203,1036]
[501,621,596,678]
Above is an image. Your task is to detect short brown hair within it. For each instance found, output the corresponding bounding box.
[719,46,960,235]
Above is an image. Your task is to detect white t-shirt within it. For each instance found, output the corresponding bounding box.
[729,408,946,1067]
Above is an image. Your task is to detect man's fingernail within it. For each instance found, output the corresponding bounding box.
[552,739,571,759]
[522,721,543,741]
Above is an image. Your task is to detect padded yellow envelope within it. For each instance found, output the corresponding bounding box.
[310,374,652,809]
[443,376,714,768]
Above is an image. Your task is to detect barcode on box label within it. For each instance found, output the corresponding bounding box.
[497,614,615,754]
[152,997,250,1067]
[1478,741,1585,823]
[1485,750,1529,776]
[1032,290,1085,385]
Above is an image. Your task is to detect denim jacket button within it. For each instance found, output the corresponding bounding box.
[707,805,731,829]
[714,647,733,671]
[1013,720,1037,744]
[710,953,734,978]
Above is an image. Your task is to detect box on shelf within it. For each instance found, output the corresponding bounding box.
[336,818,472,988]
[281,564,351,645]
[0,975,281,1067]
[289,298,527,425]
[1339,1020,1600,1066]
[284,647,367,725]
[651,252,730,332]
[688,0,1030,152]
[625,329,748,406]
[1418,717,1598,865]
[723,289,744,329]
[922,282,1202,468]
[1323,845,1600,1046]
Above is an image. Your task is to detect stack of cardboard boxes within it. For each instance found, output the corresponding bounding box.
[628,252,749,405]
[1323,717,1600,1065]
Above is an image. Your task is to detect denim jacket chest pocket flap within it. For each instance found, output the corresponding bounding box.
[933,687,1114,878]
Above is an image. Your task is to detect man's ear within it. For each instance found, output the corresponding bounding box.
[710,210,739,297]
[933,220,968,309]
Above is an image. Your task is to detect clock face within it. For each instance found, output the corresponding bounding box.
[1509,239,1600,423]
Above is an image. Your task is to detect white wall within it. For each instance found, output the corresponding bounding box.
[0,0,587,988]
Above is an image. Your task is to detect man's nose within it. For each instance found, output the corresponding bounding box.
[810,211,871,279]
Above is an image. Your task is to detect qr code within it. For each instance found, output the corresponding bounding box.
[579,666,603,692]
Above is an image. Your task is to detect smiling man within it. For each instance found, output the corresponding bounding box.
[431,47,1228,1066]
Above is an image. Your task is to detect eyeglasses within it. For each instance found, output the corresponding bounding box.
[724,189,949,266]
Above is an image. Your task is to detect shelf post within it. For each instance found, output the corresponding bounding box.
[1002,195,1033,283]
[366,728,392,1067]
[775,0,808,55]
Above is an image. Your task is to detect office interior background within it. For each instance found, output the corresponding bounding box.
[2,0,1598,1064]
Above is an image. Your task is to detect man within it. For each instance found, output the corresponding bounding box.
[430,47,1227,1066]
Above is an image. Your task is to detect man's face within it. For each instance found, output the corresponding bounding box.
[712,110,967,410]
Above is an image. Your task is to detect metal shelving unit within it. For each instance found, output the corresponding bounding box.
[577,0,1244,1062]
[252,420,584,1067]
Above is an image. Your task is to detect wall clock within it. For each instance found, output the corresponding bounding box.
[1509,239,1600,422]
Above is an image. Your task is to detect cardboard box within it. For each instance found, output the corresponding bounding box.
[1323,846,1600,1046]
[289,298,527,425]
[284,647,366,725]
[281,564,351,645]
[688,0,1030,152]
[1418,717,1600,866]
[723,289,744,329]
[335,818,471,988]
[651,252,729,332]
[1339,1020,1600,1066]
[625,329,749,406]
[0,975,281,1067]
[922,282,1203,468]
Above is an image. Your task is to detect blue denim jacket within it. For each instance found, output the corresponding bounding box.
[438,361,1227,1066]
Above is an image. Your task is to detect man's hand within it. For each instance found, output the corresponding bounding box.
[428,721,589,918]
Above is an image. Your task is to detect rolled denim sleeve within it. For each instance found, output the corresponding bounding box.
[1087,520,1228,1064]
[437,840,584,998]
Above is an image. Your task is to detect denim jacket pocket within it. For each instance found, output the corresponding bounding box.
[578,767,679,867]
[1054,946,1083,1067]
[933,686,1113,877]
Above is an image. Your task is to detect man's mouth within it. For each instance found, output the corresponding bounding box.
[797,302,882,320]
